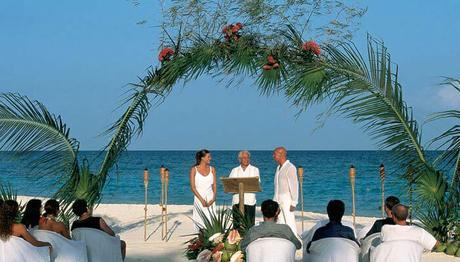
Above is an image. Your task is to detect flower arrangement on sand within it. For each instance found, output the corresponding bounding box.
[185,206,249,261]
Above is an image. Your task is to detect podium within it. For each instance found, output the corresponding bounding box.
[221,177,261,214]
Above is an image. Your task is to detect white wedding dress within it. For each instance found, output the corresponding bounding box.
[192,166,216,232]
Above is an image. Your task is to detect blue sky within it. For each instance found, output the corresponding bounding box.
[0,1,459,150]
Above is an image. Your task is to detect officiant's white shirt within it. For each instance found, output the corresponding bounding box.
[229,164,260,205]
[273,160,299,207]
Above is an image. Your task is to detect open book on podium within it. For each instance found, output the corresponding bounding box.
[221,176,261,215]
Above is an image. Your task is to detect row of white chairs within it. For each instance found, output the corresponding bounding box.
[246,220,428,262]
[0,228,122,262]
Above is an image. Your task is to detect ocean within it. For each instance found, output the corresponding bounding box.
[0,150,439,217]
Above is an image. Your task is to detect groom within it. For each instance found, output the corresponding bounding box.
[273,147,299,235]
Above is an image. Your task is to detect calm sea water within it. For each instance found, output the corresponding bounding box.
[0,151,440,217]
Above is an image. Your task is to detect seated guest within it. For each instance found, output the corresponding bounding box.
[364,196,399,239]
[0,200,51,248]
[240,199,301,252]
[21,199,42,230]
[39,199,71,239]
[307,200,358,252]
[71,199,126,260]
[381,204,439,251]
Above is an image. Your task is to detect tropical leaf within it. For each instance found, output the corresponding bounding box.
[426,77,460,187]
[0,93,79,188]
[299,36,432,179]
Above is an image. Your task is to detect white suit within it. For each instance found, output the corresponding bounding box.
[273,160,299,235]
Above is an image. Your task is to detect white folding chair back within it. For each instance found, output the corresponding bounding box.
[246,237,296,262]
[71,228,122,262]
[370,240,423,262]
[360,233,381,262]
[0,235,50,262]
[304,237,360,262]
[33,230,88,262]
[357,223,373,242]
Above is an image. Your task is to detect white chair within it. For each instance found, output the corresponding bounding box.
[356,223,373,242]
[370,240,424,262]
[71,228,122,262]
[304,237,360,262]
[360,233,381,262]
[32,230,88,262]
[246,237,296,262]
[0,236,50,262]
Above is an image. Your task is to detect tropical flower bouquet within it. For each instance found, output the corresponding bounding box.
[185,206,248,262]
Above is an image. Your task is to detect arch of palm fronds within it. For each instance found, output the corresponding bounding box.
[0,23,457,240]
[106,24,457,240]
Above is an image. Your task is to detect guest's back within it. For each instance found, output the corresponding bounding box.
[71,217,102,231]
[38,199,71,239]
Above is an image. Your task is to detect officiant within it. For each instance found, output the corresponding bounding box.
[229,150,260,228]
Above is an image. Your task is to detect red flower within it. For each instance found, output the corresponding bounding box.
[263,64,273,71]
[188,239,202,251]
[267,55,276,65]
[272,63,279,69]
[212,243,224,254]
[302,41,321,55]
[158,47,175,62]
[234,22,243,30]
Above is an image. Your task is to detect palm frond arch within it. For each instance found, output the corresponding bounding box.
[103,25,456,239]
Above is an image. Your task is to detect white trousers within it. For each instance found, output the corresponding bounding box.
[278,202,298,235]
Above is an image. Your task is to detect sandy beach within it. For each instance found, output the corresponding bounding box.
[17,197,458,262]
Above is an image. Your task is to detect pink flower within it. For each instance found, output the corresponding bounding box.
[158,47,175,62]
[227,229,242,245]
[197,250,212,262]
[302,41,321,55]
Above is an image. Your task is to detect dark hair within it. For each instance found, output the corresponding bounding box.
[44,199,60,217]
[261,199,279,218]
[327,200,345,222]
[385,196,400,211]
[20,199,42,229]
[0,200,19,241]
[72,199,88,216]
[195,149,210,166]
[392,204,409,221]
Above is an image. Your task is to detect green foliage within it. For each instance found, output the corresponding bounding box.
[0,93,79,188]
[156,0,366,47]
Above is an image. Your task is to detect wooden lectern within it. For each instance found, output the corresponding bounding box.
[221,177,261,215]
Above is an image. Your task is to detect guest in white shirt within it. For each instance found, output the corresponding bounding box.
[229,150,260,227]
[381,204,439,251]
[273,147,299,235]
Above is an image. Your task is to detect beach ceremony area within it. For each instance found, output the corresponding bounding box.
[1,0,459,261]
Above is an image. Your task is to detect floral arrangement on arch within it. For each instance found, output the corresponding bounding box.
[222,22,243,42]
[185,206,247,262]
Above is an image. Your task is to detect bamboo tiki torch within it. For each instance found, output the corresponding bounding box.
[163,168,170,241]
[349,165,356,226]
[143,168,149,241]
[379,164,385,218]
[297,166,304,232]
[159,166,165,240]
[160,165,166,207]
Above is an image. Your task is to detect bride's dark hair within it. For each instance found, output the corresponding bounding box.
[195,149,210,166]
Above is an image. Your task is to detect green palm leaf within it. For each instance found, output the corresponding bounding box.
[0,93,79,188]
[296,37,431,178]
[427,77,460,187]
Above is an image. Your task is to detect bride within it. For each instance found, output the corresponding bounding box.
[189,149,217,232]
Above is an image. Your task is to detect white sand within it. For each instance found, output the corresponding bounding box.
[17,197,459,261]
